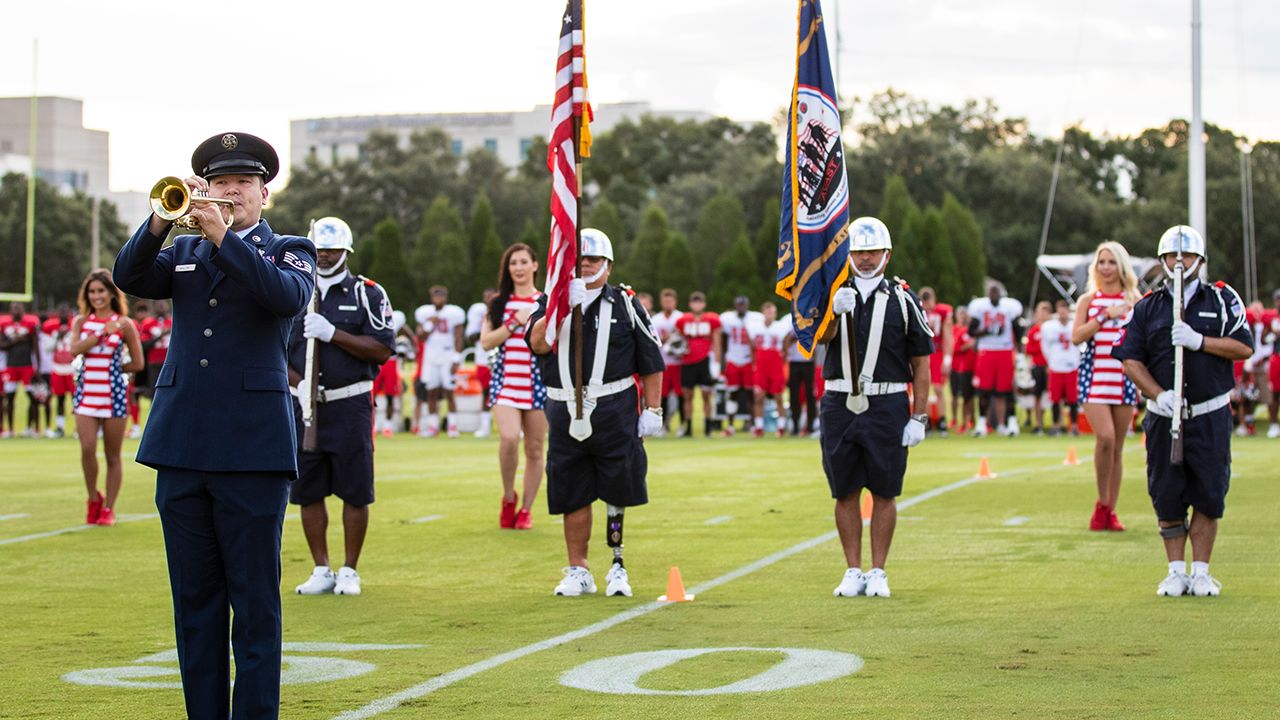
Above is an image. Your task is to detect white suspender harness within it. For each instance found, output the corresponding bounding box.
[557,295,615,441]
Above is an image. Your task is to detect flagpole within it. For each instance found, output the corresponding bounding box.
[571,0,585,421]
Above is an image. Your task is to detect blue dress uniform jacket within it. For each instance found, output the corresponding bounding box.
[114,218,316,474]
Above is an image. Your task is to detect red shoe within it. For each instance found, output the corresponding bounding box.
[86,492,104,524]
[381,427,393,438]
[723,425,736,437]
[1106,509,1126,532]
[95,507,116,527]
[1089,501,1108,531]
[752,427,764,438]
[500,494,518,529]
[514,508,532,530]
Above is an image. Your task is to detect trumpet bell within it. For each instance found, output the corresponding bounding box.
[149,176,191,221]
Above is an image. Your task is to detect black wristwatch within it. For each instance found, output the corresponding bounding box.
[911,413,929,425]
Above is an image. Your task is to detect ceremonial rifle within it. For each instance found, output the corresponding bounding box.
[301,222,321,453]
[1170,247,1185,466]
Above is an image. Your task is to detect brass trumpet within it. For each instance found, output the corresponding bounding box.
[149,176,235,231]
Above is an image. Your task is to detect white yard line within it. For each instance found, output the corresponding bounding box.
[410,515,446,524]
[333,466,1033,720]
[1003,516,1031,526]
[0,513,159,547]
[703,515,734,526]
[0,513,31,522]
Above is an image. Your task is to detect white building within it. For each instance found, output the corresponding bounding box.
[0,97,110,196]
[290,102,711,170]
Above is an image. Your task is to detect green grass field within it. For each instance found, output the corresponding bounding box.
[1,424,1276,719]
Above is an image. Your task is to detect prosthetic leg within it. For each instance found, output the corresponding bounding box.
[604,504,632,597]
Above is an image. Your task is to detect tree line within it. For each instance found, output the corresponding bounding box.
[2,88,1275,313]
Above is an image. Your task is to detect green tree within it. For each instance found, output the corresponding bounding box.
[365,218,416,311]
[432,230,473,305]
[878,175,921,283]
[710,234,764,309]
[413,195,464,292]
[753,197,782,293]
[625,205,671,294]
[691,192,748,290]
[468,193,498,264]
[469,193,503,294]
[940,192,986,300]
[473,231,504,297]
[518,217,543,252]
[656,231,698,300]
[910,206,962,301]
[586,198,628,274]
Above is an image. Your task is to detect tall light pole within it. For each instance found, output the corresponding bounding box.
[1188,0,1206,239]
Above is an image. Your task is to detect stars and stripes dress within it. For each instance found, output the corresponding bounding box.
[488,294,547,410]
[1078,292,1138,406]
[73,314,130,419]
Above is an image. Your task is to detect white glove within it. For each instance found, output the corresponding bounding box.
[637,409,664,437]
[295,377,311,405]
[1244,358,1255,373]
[942,355,952,374]
[902,417,926,447]
[709,357,721,380]
[1171,321,1204,351]
[832,287,856,315]
[1152,389,1178,417]
[303,312,336,343]
[568,278,588,309]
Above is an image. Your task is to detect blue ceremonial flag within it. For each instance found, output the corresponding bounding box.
[775,0,850,358]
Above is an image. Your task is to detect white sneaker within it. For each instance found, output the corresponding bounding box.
[295,566,336,595]
[1268,423,1280,439]
[833,568,866,597]
[553,566,597,596]
[1189,571,1222,597]
[447,423,460,438]
[1004,418,1020,437]
[972,417,988,437]
[334,566,361,596]
[1156,570,1190,597]
[473,424,491,438]
[865,568,891,597]
[605,563,632,597]
[128,425,142,439]
[1235,425,1249,437]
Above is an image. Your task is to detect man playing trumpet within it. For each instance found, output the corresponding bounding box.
[113,132,316,719]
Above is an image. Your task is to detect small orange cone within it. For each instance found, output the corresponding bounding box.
[976,457,996,479]
[860,492,873,518]
[1063,446,1080,466]
[657,566,695,602]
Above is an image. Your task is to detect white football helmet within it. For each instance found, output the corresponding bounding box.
[310,217,355,253]
[848,217,892,253]
[580,228,614,262]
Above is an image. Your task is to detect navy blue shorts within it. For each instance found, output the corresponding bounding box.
[1142,408,1231,520]
[545,386,648,515]
[820,391,910,499]
[291,396,376,507]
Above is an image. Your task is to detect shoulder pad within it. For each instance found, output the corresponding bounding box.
[619,283,636,297]
[358,274,378,287]
[892,276,910,290]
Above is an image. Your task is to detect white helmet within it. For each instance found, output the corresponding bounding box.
[580,228,614,262]
[848,217,892,253]
[310,217,355,253]
[1157,225,1206,260]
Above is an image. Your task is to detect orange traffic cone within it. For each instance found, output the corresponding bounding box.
[1063,446,1080,466]
[976,457,996,479]
[657,566,695,602]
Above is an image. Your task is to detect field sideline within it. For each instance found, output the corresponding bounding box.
[0,429,1276,719]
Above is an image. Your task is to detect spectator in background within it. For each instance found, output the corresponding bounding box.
[750,301,790,437]
[784,313,819,436]
[466,287,498,438]
[1264,289,1280,438]
[949,306,977,433]
[414,286,466,438]
[649,289,685,435]
[44,308,76,438]
[1040,300,1081,435]
[69,270,144,525]
[918,287,953,435]
[1073,241,1141,532]
[1024,301,1052,434]
[967,282,1024,437]
[676,291,721,438]
[719,295,760,436]
[0,302,43,437]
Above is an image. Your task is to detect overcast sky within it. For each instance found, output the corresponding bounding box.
[3,0,1276,193]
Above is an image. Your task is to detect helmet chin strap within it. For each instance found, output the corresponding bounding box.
[582,261,609,285]
[318,252,348,278]
[1163,256,1203,281]
[852,253,889,280]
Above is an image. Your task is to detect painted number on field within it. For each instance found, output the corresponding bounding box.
[62,642,423,689]
[560,647,862,695]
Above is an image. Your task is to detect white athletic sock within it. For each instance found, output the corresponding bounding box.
[426,413,440,431]
[1191,561,1209,576]
[1169,561,1185,575]
[56,415,65,430]
[479,410,490,427]
[754,417,763,430]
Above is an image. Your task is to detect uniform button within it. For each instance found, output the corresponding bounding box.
[203,328,213,337]
[209,298,218,307]
[199,359,209,368]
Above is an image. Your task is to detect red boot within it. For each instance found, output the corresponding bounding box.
[514,508,532,530]
[500,494,518,529]
[1106,508,1126,531]
[1089,501,1108,531]
[86,492,104,525]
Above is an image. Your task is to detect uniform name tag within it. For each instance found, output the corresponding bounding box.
[1197,312,1217,318]
[338,305,358,311]
[176,264,196,272]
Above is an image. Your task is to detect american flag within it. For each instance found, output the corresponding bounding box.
[543,0,592,347]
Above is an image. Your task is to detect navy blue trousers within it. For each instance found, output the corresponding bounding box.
[155,468,290,720]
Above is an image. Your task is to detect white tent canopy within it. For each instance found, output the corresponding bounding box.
[1034,254,1164,303]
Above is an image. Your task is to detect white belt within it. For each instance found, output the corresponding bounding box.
[546,377,634,402]
[1145,391,1231,419]
[825,379,907,396]
[290,380,373,403]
